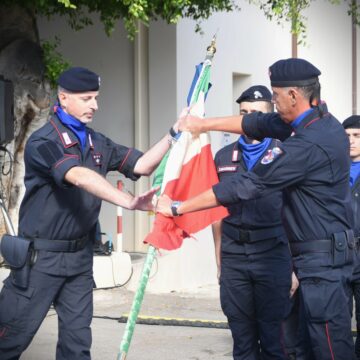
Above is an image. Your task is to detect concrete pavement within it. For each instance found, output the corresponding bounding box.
[22,285,233,360]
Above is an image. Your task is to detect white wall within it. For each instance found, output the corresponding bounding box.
[148,21,177,145]
[300,0,354,121]
[176,1,356,150]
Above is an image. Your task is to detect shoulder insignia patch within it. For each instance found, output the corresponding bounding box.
[260,147,283,165]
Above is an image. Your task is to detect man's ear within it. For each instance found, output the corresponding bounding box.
[289,88,297,104]
[58,91,67,107]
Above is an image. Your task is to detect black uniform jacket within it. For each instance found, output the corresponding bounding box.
[215,138,286,254]
[213,104,353,244]
[17,115,143,275]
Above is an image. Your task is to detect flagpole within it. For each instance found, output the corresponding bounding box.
[118,245,157,360]
[117,34,217,360]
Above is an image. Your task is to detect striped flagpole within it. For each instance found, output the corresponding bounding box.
[118,245,157,360]
[117,35,217,360]
[117,180,123,252]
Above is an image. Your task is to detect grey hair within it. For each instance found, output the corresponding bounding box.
[296,80,321,103]
[57,86,75,95]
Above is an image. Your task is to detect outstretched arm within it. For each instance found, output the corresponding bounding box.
[134,112,246,176]
[134,120,180,176]
[65,166,157,211]
[179,113,245,135]
[156,189,220,217]
[133,133,172,176]
[179,111,292,142]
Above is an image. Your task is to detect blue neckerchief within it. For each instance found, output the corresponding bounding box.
[350,161,360,187]
[238,136,272,170]
[291,108,314,128]
[55,103,87,150]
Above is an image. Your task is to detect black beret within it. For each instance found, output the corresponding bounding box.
[269,58,321,87]
[236,85,272,104]
[343,115,360,129]
[58,67,100,92]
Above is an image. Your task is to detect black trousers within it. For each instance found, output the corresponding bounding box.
[0,267,93,360]
[220,242,292,360]
[293,252,355,360]
[352,251,360,360]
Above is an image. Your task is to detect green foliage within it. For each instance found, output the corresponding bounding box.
[249,0,310,45]
[57,0,76,9]
[2,0,236,39]
[348,0,360,25]
[249,0,359,45]
[4,0,358,42]
[41,37,71,88]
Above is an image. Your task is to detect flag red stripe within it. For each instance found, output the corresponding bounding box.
[163,143,228,235]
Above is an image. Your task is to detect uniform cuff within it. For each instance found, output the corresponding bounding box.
[242,113,262,139]
[118,148,143,181]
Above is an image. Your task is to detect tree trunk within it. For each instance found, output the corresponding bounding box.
[0,5,51,235]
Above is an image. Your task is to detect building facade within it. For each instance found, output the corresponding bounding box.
[37,0,359,292]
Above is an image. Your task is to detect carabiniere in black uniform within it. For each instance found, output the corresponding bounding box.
[216,138,292,359]
[18,114,143,273]
[213,103,355,359]
[0,113,143,359]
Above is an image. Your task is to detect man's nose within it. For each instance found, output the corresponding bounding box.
[91,99,98,110]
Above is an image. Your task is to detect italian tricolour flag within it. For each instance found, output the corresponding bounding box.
[144,60,228,250]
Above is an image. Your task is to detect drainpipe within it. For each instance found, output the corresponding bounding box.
[134,22,150,252]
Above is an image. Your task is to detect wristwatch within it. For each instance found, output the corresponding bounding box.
[171,201,182,217]
[169,127,178,138]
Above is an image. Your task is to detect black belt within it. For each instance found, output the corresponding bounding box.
[222,224,284,243]
[290,230,355,257]
[290,239,332,256]
[32,235,89,252]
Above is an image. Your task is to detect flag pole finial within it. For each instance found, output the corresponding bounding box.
[206,34,217,60]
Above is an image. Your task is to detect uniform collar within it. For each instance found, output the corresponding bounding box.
[291,108,314,128]
[293,102,329,132]
[51,116,96,151]
[50,115,79,148]
[232,138,277,168]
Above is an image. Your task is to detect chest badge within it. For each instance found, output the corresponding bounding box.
[260,147,283,165]
[92,153,103,166]
[218,166,237,173]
